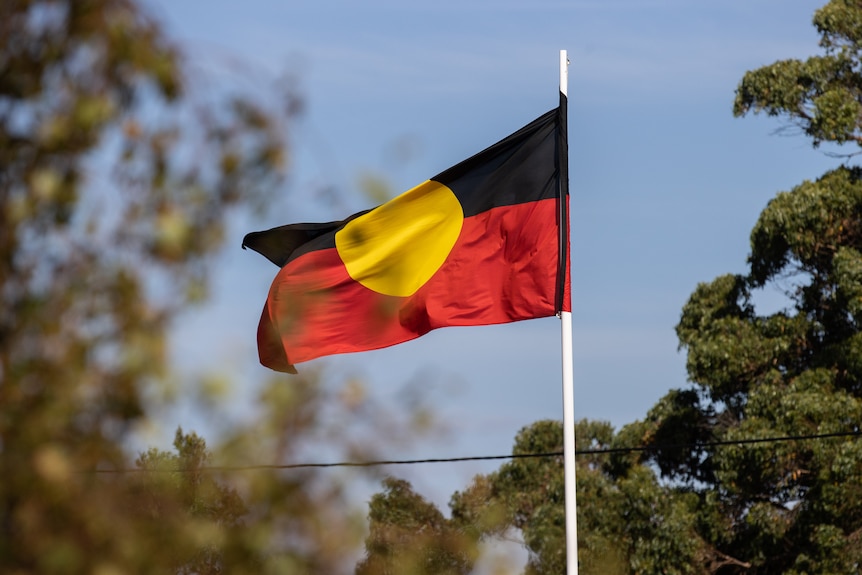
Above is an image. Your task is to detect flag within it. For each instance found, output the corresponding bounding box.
[243,96,570,373]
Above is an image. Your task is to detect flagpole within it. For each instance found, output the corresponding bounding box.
[559,49,579,575]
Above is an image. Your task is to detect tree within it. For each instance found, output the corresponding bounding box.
[128,429,254,574]
[455,420,707,575]
[356,477,479,575]
[0,0,291,570]
[733,0,862,150]
[0,1,409,572]
[358,418,707,575]
[126,372,401,574]
[637,0,862,572]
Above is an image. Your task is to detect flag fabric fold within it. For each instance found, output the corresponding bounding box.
[244,96,570,373]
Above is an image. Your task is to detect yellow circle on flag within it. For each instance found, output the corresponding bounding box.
[335,180,463,297]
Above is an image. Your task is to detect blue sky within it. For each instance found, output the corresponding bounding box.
[144,0,841,508]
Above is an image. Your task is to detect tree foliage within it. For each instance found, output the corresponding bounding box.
[356,477,480,575]
[640,1,862,572]
[126,429,254,573]
[734,0,862,149]
[0,1,417,572]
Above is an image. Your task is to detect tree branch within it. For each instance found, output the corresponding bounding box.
[704,547,752,573]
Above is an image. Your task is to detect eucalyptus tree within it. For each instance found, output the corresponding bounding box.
[636,1,862,572]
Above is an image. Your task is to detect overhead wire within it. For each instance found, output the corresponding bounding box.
[89,429,862,474]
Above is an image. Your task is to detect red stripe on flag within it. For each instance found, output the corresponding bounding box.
[257,198,563,371]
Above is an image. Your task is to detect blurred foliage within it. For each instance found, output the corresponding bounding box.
[0,0,431,573]
[355,477,480,575]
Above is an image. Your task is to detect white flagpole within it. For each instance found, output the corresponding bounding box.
[559,49,579,575]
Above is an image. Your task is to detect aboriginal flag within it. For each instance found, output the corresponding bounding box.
[243,95,570,373]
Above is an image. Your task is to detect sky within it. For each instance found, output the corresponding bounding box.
[143,0,841,512]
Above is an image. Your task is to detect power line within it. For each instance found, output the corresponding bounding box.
[202,452,564,471]
[90,429,862,474]
[576,429,862,456]
[90,452,565,474]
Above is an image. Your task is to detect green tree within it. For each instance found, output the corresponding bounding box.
[638,0,862,572]
[357,419,708,575]
[451,420,706,575]
[650,168,862,574]
[356,477,480,575]
[128,429,255,574]
[0,0,290,571]
[124,373,396,574]
[734,0,862,149]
